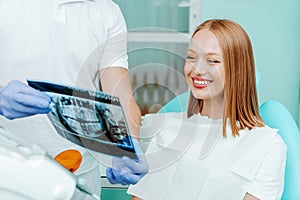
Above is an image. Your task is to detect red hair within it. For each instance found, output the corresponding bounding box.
[187,19,264,137]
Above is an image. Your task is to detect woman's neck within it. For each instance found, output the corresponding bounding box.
[200,99,224,120]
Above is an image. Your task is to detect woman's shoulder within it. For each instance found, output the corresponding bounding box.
[220,125,286,182]
[232,125,287,155]
[247,125,286,147]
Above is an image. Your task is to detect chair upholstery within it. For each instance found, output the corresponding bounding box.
[157,91,189,113]
[259,100,300,199]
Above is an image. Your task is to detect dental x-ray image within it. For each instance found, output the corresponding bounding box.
[27,80,137,159]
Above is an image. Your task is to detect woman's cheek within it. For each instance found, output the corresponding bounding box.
[184,63,191,77]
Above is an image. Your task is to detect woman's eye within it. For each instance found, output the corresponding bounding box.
[186,56,196,61]
[207,59,220,64]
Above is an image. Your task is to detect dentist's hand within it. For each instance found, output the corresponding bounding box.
[106,137,149,185]
[0,80,51,119]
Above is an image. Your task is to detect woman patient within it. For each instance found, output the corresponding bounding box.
[127,19,287,200]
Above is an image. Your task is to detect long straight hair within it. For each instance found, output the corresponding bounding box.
[187,19,264,137]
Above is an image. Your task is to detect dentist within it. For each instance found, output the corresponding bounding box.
[0,0,147,199]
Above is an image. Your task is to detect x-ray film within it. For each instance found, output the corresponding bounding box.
[27,80,137,159]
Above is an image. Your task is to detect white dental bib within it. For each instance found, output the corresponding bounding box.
[128,112,283,200]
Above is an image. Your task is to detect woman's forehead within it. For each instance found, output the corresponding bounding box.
[189,29,222,56]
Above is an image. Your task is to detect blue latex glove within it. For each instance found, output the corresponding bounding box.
[106,137,149,185]
[0,80,51,119]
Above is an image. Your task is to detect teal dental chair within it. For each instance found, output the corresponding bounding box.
[157,73,300,199]
[259,100,300,200]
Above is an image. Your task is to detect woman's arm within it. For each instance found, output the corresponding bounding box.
[242,135,286,199]
[243,193,259,200]
[132,196,142,200]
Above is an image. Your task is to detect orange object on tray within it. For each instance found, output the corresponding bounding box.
[54,149,82,173]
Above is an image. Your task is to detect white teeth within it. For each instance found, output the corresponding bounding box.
[194,80,210,85]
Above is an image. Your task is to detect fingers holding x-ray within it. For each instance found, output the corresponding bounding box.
[0,80,51,119]
[106,138,149,185]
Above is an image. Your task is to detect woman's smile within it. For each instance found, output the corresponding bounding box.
[192,76,213,89]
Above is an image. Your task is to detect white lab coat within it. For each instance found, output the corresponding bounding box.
[0,0,128,199]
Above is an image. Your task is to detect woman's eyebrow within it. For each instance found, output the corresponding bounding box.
[188,48,221,56]
[187,49,197,54]
[206,52,221,56]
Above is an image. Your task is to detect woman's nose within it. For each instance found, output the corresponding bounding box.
[193,60,207,76]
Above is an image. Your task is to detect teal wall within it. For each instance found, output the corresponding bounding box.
[113,0,189,32]
[202,0,300,126]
